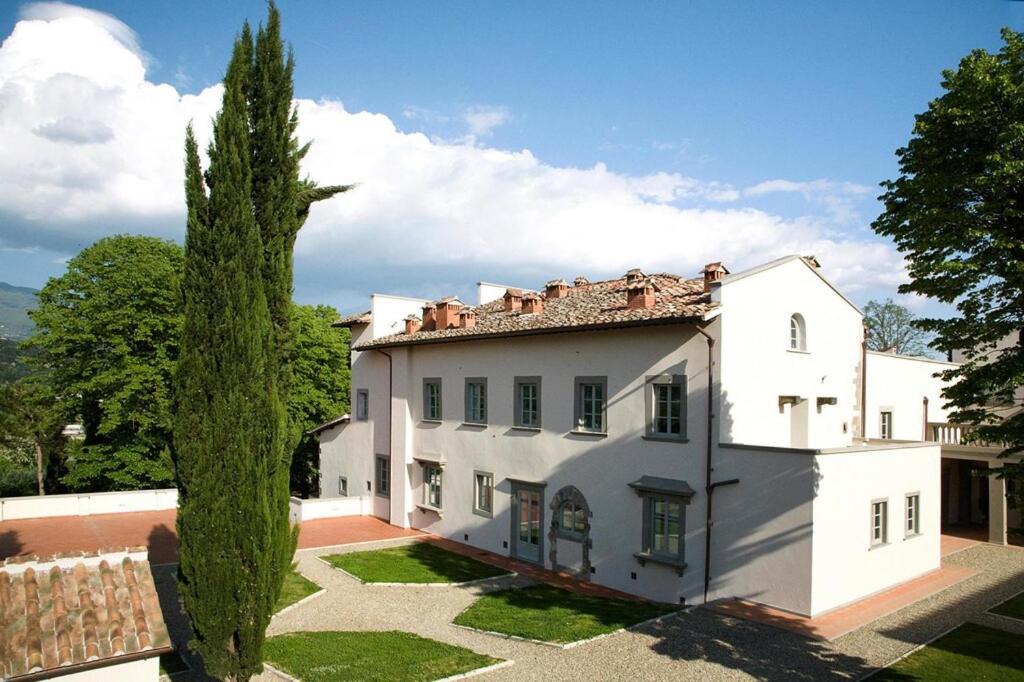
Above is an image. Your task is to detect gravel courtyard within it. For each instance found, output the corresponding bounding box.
[155,538,1024,681]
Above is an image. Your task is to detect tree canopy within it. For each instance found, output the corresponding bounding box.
[863,298,933,357]
[25,234,184,491]
[873,28,1024,501]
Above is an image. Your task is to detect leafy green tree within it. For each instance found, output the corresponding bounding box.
[174,4,349,678]
[24,235,183,491]
[288,304,350,497]
[0,377,67,496]
[863,298,933,357]
[873,28,1024,503]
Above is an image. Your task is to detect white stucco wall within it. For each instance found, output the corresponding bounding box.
[60,656,159,682]
[810,442,941,615]
[864,351,956,441]
[0,489,177,521]
[368,293,429,341]
[716,258,863,450]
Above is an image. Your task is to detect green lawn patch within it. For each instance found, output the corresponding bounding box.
[452,584,677,644]
[873,622,1024,680]
[990,591,1024,621]
[275,565,321,613]
[323,542,509,583]
[263,630,501,682]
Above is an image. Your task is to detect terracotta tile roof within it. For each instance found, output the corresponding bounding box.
[356,272,715,350]
[332,311,371,328]
[0,548,171,680]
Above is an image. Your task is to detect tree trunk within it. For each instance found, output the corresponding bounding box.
[34,441,44,495]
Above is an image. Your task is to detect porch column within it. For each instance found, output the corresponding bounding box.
[988,462,1008,545]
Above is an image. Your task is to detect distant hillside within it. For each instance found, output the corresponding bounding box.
[0,281,38,339]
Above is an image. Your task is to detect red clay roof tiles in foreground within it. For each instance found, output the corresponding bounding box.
[0,548,170,679]
[355,272,716,350]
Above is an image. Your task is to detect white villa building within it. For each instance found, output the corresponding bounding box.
[315,255,1019,616]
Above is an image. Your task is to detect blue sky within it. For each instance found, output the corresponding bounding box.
[0,1,1019,313]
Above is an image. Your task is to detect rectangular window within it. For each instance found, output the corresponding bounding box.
[474,471,493,515]
[424,465,443,509]
[905,493,920,537]
[514,377,541,428]
[639,492,687,565]
[646,375,686,439]
[338,476,348,497]
[465,378,487,424]
[375,456,390,498]
[871,499,888,547]
[423,378,442,421]
[355,389,369,421]
[880,411,893,439]
[574,376,607,433]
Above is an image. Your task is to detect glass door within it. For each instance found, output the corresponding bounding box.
[511,484,543,564]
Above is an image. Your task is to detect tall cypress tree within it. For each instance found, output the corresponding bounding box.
[174,5,349,679]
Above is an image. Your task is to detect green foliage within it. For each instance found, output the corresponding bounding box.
[23,235,183,491]
[0,338,35,385]
[274,566,320,613]
[873,622,1024,680]
[288,303,349,497]
[873,28,1024,500]
[453,585,677,644]
[174,4,348,679]
[264,631,500,682]
[323,544,509,584]
[0,281,37,340]
[863,298,934,357]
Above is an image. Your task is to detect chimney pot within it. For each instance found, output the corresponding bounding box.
[459,310,476,329]
[503,288,523,312]
[545,279,569,299]
[404,315,422,335]
[421,303,436,331]
[523,292,544,314]
[701,262,729,293]
[434,297,463,329]
[626,278,659,310]
[573,276,590,287]
[624,268,645,286]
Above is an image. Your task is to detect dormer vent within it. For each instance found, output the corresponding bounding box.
[702,262,729,293]
[626,277,660,310]
[404,315,422,335]
[545,279,569,299]
[421,303,436,331]
[522,292,543,314]
[434,296,463,329]
[503,288,523,312]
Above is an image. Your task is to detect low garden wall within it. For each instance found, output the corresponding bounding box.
[0,488,178,522]
[288,495,369,523]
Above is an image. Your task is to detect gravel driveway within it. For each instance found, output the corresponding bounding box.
[155,538,1024,681]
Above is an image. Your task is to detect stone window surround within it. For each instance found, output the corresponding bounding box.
[547,485,592,578]
[375,455,390,498]
[870,497,889,548]
[513,376,542,429]
[904,491,921,538]
[464,377,488,425]
[644,374,688,442]
[355,389,369,421]
[473,470,494,517]
[573,376,608,435]
[423,377,442,422]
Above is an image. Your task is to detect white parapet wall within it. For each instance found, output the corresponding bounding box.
[0,489,178,522]
[288,495,371,523]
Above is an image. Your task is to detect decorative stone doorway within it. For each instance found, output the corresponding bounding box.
[548,485,592,578]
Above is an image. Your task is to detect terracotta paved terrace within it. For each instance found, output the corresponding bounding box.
[0,510,422,564]
[710,562,979,640]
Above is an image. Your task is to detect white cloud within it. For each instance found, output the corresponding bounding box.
[0,4,906,306]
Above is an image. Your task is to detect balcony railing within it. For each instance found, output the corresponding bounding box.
[929,422,1007,450]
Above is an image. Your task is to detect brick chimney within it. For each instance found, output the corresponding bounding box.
[503,288,523,312]
[573,276,590,287]
[404,315,422,335]
[624,268,645,286]
[459,309,476,329]
[545,279,569,299]
[627,278,659,309]
[421,303,436,331]
[434,297,463,329]
[702,262,729,292]
[522,292,543,314]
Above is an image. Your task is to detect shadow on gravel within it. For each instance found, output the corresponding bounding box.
[640,608,875,680]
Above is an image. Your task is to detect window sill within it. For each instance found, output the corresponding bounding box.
[472,507,493,519]
[633,552,687,576]
[903,532,922,541]
[416,504,443,518]
[787,349,810,355]
[642,434,690,444]
[375,492,391,500]
[511,425,542,432]
[461,422,487,428]
[556,530,586,542]
[868,541,889,551]
[570,430,608,438]
[421,419,442,425]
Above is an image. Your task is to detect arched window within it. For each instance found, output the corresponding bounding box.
[790,314,807,351]
[558,500,586,536]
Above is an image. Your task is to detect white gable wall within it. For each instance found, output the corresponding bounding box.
[864,351,956,441]
[716,258,863,449]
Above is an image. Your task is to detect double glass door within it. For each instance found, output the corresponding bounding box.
[511,484,543,563]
